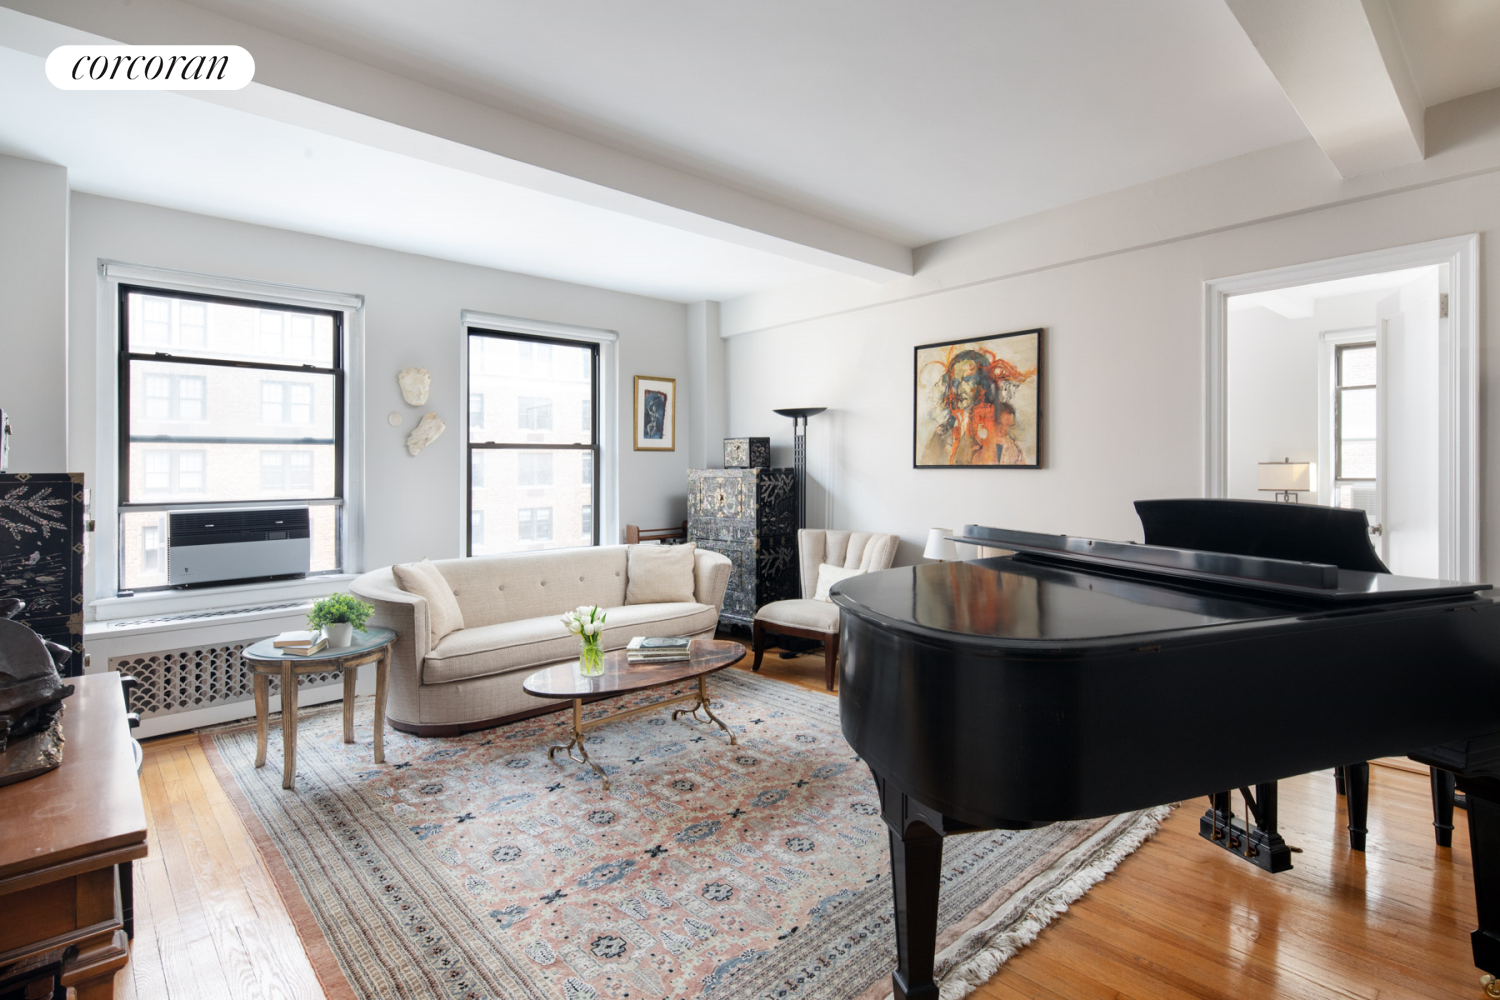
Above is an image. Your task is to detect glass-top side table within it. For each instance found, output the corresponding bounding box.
[241,627,397,790]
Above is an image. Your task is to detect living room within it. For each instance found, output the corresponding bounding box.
[3,2,1500,998]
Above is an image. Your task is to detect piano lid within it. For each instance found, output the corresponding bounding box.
[953,525,1489,603]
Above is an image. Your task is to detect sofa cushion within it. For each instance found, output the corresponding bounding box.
[755,598,840,633]
[422,601,720,685]
[625,543,698,604]
[392,558,466,644]
[435,547,630,628]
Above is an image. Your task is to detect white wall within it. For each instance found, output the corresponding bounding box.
[723,162,1500,576]
[0,153,68,471]
[66,193,693,599]
[1226,306,1319,501]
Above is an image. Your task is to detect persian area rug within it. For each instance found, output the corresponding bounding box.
[204,669,1169,1000]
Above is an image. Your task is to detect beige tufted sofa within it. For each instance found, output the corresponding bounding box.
[351,545,731,735]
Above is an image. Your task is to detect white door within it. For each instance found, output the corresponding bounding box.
[1375,272,1441,577]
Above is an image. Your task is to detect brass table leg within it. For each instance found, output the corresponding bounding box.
[672,675,737,745]
[546,699,611,789]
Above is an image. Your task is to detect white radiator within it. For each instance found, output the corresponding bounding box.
[85,601,374,738]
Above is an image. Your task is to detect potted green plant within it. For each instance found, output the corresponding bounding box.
[307,593,374,648]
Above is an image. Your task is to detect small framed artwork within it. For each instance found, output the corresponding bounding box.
[914,328,1042,468]
[633,375,676,451]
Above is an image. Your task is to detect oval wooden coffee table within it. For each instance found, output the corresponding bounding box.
[523,638,745,790]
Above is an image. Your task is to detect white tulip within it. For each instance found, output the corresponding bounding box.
[585,621,601,636]
[577,605,592,617]
[568,620,583,635]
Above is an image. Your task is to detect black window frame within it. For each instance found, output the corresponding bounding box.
[466,328,599,556]
[117,283,345,593]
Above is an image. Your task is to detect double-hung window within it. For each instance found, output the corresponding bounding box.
[468,328,598,555]
[118,286,345,591]
[1333,341,1378,519]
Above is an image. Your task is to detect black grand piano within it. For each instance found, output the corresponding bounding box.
[833,501,1500,1000]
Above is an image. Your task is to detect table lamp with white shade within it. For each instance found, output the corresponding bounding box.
[1258,458,1315,503]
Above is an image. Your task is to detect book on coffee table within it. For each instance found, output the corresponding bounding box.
[283,636,329,656]
[272,630,321,648]
[626,635,692,662]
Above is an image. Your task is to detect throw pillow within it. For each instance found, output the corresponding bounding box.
[392,558,466,645]
[625,543,698,604]
[814,562,865,602]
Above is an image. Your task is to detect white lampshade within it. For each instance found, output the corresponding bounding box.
[924,527,958,561]
[1258,460,1314,493]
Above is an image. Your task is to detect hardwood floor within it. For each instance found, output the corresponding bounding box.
[116,640,1480,998]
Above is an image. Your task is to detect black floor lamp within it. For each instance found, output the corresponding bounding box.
[773,407,826,529]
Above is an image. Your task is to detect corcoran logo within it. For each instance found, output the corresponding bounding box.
[45,45,254,90]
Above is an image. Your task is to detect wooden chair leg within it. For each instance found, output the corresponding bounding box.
[824,630,839,692]
[752,619,766,672]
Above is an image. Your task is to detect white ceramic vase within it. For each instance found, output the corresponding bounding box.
[323,622,354,648]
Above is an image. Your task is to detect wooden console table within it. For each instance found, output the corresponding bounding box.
[0,673,148,1000]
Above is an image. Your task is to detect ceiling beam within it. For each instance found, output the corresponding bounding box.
[0,0,913,282]
[1225,0,1425,177]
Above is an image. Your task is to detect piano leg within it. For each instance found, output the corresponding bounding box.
[887,818,944,1000]
[1459,776,1500,979]
[872,768,951,1000]
[1432,767,1457,848]
[1344,762,1370,852]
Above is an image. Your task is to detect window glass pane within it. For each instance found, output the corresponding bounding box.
[469,449,592,555]
[132,362,329,436]
[471,510,485,547]
[581,504,592,541]
[468,335,593,445]
[126,291,335,367]
[1340,345,1377,388]
[130,440,333,503]
[1340,387,1377,440]
[1341,439,1377,479]
[470,393,485,430]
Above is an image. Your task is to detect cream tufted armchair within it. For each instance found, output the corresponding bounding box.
[752,529,900,691]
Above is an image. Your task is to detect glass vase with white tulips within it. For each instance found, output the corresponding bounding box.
[563,605,607,674]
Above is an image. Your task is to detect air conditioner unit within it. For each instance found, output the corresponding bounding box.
[168,506,311,586]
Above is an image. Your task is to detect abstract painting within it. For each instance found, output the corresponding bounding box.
[914,329,1041,468]
[633,375,676,451]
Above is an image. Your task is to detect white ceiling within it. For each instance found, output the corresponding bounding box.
[1387,0,1500,107]
[0,44,830,302]
[4,1,1500,304]
[176,0,1311,246]
[1229,265,1438,319]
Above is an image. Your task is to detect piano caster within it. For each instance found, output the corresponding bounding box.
[1481,973,1500,998]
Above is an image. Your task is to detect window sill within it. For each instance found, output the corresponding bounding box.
[90,573,357,622]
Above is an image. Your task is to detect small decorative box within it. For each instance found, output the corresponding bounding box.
[723,437,770,469]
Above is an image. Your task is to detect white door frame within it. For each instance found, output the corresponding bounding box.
[1203,234,1481,581]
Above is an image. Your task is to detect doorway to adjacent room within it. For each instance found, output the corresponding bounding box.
[1204,236,1479,581]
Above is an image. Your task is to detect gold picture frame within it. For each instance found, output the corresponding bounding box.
[633,375,676,451]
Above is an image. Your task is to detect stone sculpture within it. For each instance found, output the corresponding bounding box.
[397,367,431,406]
[0,598,74,786]
[406,413,446,456]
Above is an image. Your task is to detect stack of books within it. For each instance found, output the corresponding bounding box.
[272,630,328,656]
[626,636,691,663]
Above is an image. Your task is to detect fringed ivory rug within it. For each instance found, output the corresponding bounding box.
[205,669,1169,1000]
